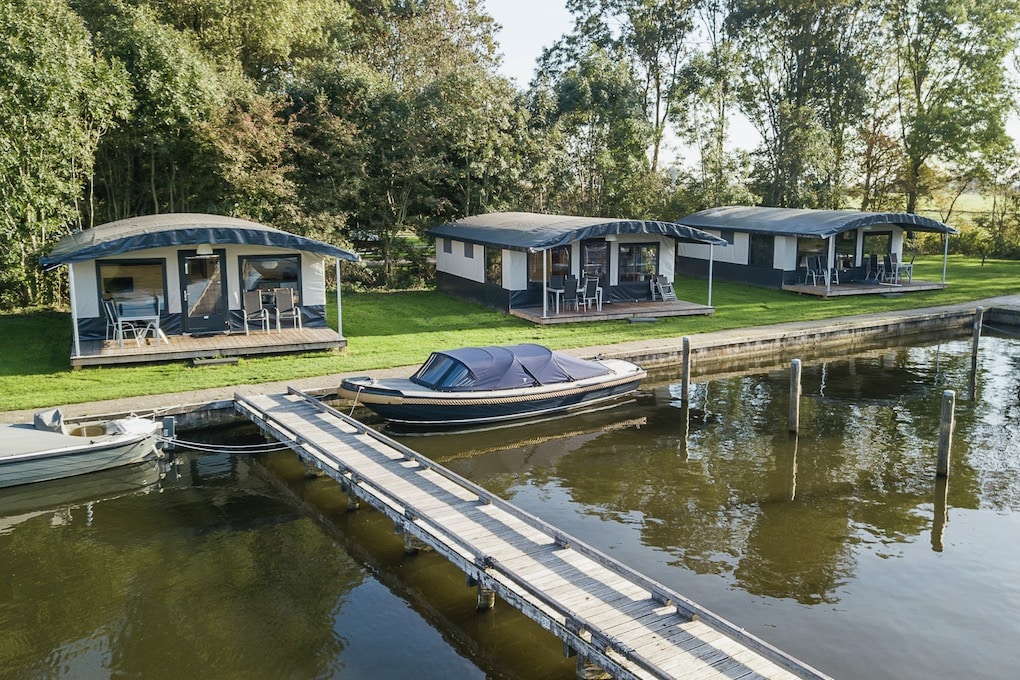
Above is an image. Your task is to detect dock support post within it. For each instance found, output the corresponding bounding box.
[402,531,429,555]
[937,389,955,478]
[475,583,495,611]
[161,416,176,452]
[680,336,691,403]
[346,489,360,511]
[789,359,802,434]
[970,306,983,400]
[576,657,611,679]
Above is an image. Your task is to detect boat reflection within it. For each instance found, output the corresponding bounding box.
[0,459,167,534]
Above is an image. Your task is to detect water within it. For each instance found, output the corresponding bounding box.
[1,335,1018,679]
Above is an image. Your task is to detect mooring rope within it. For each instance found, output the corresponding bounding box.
[157,436,291,454]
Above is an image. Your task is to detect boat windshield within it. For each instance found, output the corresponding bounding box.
[411,354,475,390]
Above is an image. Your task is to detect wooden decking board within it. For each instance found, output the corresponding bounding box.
[235,389,832,680]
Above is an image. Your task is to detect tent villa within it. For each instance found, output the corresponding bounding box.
[676,206,958,297]
[41,213,359,368]
[428,212,728,324]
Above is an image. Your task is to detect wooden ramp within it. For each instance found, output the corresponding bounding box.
[235,388,832,680]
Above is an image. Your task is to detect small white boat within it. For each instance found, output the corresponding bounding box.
[340,343,646,426]
[0,409,163,488]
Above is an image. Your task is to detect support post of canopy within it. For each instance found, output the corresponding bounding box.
[541,250,548,319]
[68,264,81,359]
[942,232,949,284]
[825,236,835,294]
[335,258,343,338]
[707,245,714,307]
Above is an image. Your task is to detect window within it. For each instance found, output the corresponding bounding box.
[464,241,474,258]
[485,247,502,285]
[748,234,774,267]
[240,255,300,292]
[717,230,735,245]
[528,246,570,283]
[862,231,891,259]
[618,243,659,282]
[97,259,166,308]
[442,238,452,254]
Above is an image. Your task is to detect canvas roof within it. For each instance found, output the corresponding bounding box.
[428,212,728,252]
[41,213,359,266]
[678,206,958,239]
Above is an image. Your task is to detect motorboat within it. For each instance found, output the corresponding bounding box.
[339,343,646,426]
[0,409,163,488]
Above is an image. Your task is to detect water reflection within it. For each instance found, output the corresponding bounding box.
[396,336,1020,679]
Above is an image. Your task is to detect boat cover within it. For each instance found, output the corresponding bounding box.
[411,344,611,392]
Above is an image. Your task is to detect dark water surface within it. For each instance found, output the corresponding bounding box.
[2,335,1018,679]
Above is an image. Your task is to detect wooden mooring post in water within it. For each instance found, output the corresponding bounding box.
[970,306,983,400]
[680,336,691,402]
[789,359,802,434]
[937,389,955,478]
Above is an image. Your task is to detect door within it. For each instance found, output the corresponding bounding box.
[178,250,229,334]
[580,239,610,288]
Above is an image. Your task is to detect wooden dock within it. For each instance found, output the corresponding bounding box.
[235,388,832,680]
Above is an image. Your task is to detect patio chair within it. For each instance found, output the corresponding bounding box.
[804,255,824,285]
[243,289,270,334]
[652,275,677,301]
[102,298,117,341]
[562,276,579,312]
[104,299,143,347]
[579,277,602,312]
[883,254,898,284]
[826,257,840,285]
[864,253,882,282]
[274,287,302,331]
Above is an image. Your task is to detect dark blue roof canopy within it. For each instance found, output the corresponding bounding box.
[678,206,958,239]
[411,343,610,392]
[41,213,359,266]
[428,212,728,251]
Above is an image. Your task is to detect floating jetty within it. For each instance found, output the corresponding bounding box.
[236,387,832,680]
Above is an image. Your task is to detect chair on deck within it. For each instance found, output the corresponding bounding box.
[274,287,302,331]
[561,276,579,312]
[651,275,677,301]
[804,255,824,285]
[864,253,882,283]
[579,277,602,312]
[883,254,898,284]
[826,257,840,285]
[243,289,270,335]
[103,299,142,347]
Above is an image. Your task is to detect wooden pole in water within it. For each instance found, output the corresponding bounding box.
[680,336,691,402]
[789,359,802,434]
[970,306,984,400]
[937,390,955,478]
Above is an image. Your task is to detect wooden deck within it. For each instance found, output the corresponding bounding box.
[782,278,946,297]
[235,388,832,680]
[511,299,714,325]
[71,327,345,368]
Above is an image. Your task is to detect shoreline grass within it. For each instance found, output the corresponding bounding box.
[0,255,1016,412]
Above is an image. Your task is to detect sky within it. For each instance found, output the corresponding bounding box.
[483,0,572,87]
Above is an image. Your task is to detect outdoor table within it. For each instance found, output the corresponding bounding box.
[546,286,565,314]
[115,295,167,347]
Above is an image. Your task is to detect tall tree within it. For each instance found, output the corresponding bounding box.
[726,0,875,208]
[0,0,130,307]
[887,0,1020,214]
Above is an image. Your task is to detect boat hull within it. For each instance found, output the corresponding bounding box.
[0,422,161,489]
[341,361,646,426]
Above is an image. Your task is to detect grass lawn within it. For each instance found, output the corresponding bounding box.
[0,255,1016,412]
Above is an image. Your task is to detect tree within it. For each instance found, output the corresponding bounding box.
[726,0,876,208]
[887,0,1020,214]
[544,47,653,216]
[0,0,130,307]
